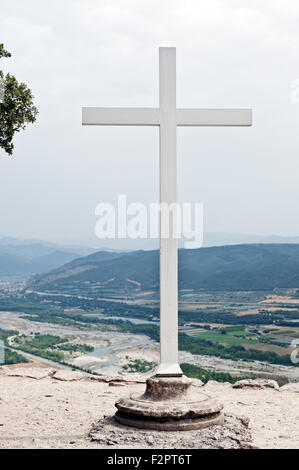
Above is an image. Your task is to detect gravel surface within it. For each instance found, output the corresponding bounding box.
[0,366,298,449]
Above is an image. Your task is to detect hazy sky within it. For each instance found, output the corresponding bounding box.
[1,0,299,247]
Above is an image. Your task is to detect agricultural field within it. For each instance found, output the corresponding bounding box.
[195,326,260,346]
[191,325,296,358]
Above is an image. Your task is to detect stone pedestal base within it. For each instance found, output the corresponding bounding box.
[114,375,224,431]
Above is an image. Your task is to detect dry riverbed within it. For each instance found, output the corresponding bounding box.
[1,311,299,381]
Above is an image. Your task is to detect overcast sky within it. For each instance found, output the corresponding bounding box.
[1,0,299,247]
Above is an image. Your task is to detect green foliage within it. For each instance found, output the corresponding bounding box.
[181,363,254,384]
[18,344,65,362]
[0,43,38,155]
[123,359,156,373]
[57,342,94,353]
[196,327,259,346]
[23,334,67,350]
[3,329,96,368]
[178,333,294,366]
[0,327,17,343]
[181,363,289,387]
[91,318,159,340]
[0,44,11,59]
[1,348,28,365]
[25,292,158,322]
[16,333,66,362]
[0,328,28,365]
[1,296,159,340]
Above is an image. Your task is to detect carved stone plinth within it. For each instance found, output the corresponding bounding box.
[114,376,224,431]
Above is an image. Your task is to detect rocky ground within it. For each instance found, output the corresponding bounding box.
[0,365,298,449]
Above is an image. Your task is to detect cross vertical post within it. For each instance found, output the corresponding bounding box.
[82,46,252,380]
[156,48,182,376]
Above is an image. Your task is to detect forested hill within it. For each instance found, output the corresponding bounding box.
[28,243,299,292]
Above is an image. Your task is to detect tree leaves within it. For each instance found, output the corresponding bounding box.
[0,43,38,155]
[0,44,11,59]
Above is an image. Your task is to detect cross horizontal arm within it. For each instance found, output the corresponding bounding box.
[83,107,252,127]
[177,108,252,126]
[82,107,160,126]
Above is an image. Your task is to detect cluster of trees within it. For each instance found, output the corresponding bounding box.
[123,359,156,373]
[178,333,293,366]
[180,363,289,386]
[2,348,28,365]
[0,296,160,340]
[18,342,65,363]
[180,309,274,326]
[15,333,94,361]
[22,334,67,350]
[0,298,61,316]
[0,328,28,365]
[56,343,94,353]
[180,363,253,384]
[18,306,160,340]
[25,292,159,321]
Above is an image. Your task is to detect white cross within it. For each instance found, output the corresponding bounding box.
[82,47,252,377]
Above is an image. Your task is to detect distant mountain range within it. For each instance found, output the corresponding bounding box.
[23,232,299,251]
[30,243,299,291]
[203,232,299,247]
[0,237,96,277]
[0,237,95,255]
